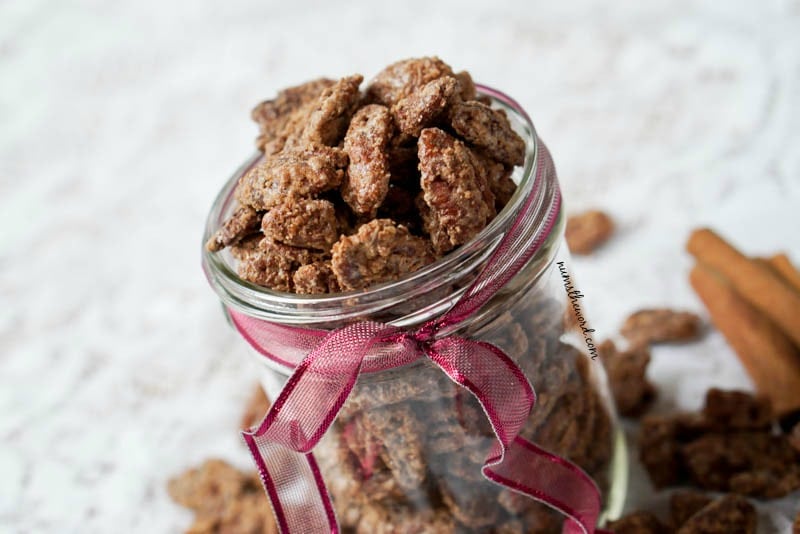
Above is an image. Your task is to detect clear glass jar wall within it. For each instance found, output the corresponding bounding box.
[203,90,627,532]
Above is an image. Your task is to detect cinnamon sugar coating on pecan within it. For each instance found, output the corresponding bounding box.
[564,209,614,255]
[391,76,458,137]
[607,511,670,534]
[293,261,340,294]
[251,78,335,154]
[355,502,455,534]
[205,205,261,252]
[702,388,773,431]
[261,198,339,251]
[449,100,526,166]
[361,404,427,493]
[621,308,703,345]
[234,238,324,291]
[296,74,363,147]
[677,495,756,534]
[418,128,495,254]
[670,490,713,528]
[167,459,250,517]
[331,219,434,291]
[168,459,276,534]
[341,104,394,216]
[235,146,347,210]
[366,56,455,107]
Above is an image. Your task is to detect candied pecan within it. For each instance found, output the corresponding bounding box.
[251,78,335,153]
[438,476,499,528]
[337,415,407,503]
[418,128,495,254]
[167,459,249,516]
[606,511,670,534]
[228,232,262,257]
[235,146,347,210]
[448,100,525,166]
[341,104,393,216]
[682,432,800,494]
[415,194,449,256]
[331,219,435,291]
[214,492,276,534]
[240,385,270,430]
[454,70,477,101]
[355,503,455,534]
[341,360,458,416]
[235,238,324,291]
[366,56,455,107]
[293,261,340,294]
[419,397,493,456]
[728,467,800,498]
[261,198,339,251]
[639,415,685,488]
[621,308,703,345]
[205,205,261,252]
[676,495,756,534]
[391,76,458,137]
[361,404,427,492]
[598,339,655,417]
[670,490,713,528]
[296,74,363,147]
[702,388,773,431]
[564,209,614,255]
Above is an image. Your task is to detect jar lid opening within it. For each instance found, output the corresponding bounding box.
[202,86,554,327]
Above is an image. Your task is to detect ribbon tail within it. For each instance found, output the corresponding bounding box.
[484,437,602,534]
[427,337,602,534]
[242,321,400,534]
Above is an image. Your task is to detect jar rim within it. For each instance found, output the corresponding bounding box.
[202,85,546,325]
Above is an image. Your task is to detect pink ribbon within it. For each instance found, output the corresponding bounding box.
[228,141,606,533]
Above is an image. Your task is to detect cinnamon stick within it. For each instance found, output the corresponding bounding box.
[687,228,800,349]
[769,253,800,294]
[689,263,800,416]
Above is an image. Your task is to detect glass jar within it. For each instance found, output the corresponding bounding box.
[202,87,627,533]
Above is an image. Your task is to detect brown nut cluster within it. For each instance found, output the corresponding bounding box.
[620,308,703,345]
[598,339,655,417]
[564,209,614,255]
[638,388,800,498]
[168,459,276,534]
[607,493,757,534]
[206,57,526,293]
[310,288,614,533]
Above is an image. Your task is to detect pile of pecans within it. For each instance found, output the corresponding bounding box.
[206,57,526,294]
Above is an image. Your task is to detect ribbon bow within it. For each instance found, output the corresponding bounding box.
[228,142,604,533]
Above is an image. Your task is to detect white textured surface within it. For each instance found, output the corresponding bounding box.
[2,0,800,532]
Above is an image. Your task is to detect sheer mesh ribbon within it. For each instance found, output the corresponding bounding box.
[229,144,604,533]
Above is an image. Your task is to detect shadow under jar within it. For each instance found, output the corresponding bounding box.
[203,87,627,533]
